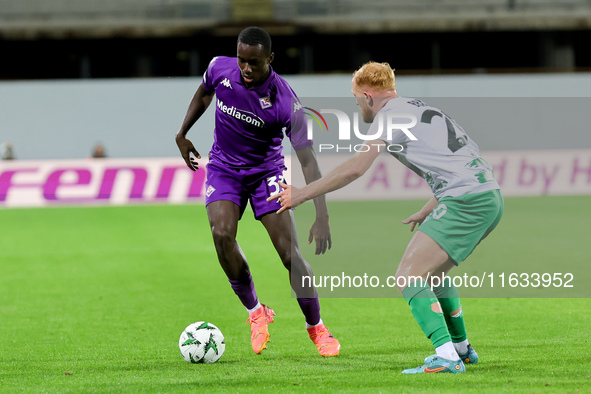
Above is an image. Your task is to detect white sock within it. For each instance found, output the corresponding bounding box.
[454,339,470,355]
[306,318,323,329]
[435,341,460,361]
[247,302,262,315]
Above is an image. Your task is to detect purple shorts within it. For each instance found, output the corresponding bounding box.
[205,160,286,220]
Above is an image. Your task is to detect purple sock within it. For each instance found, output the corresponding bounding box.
[297,296,321,326]
[228,271,258,311]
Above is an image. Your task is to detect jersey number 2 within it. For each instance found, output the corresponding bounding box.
[421,110,467,153]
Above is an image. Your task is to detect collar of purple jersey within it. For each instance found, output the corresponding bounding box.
[234,62,276,93]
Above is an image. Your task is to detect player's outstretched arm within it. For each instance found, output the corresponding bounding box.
[175,84,214,171]
[269,139,385,213]
[295,146,331,254]
[401,196,438,232]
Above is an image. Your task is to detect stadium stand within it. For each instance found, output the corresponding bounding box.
[1,0,591,38]
[0,0,589,78]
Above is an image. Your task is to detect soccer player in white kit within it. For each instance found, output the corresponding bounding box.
[269,61,503,374]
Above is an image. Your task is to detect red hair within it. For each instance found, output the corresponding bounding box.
[353,61,396,91]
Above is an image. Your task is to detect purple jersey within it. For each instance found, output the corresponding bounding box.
[202,56,311,168]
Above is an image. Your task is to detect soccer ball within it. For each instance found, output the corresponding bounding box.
[179,321,226,364]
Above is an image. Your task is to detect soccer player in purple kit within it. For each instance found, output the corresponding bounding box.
[175,26,340,357]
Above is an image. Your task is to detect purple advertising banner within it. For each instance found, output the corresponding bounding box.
[1,150,590,208]
[289,149,591,201]
[0,158,207,208]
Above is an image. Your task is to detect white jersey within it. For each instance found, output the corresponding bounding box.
[372,96,500,199]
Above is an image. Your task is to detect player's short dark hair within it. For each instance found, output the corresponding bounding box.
[237,26,272,56]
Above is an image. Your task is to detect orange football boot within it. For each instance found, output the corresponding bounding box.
[245,304,275,354]
[307,323,340,357]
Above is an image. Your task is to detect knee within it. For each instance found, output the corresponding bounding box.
[271,236,293,268]
[210,224,235,250]
[289,253,316,280]
[278,246,310,274]
[279,248,292,270]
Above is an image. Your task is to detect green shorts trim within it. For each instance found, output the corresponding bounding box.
[418,189,504,265]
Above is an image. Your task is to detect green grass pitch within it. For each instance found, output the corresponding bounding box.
[1,196,590,393]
